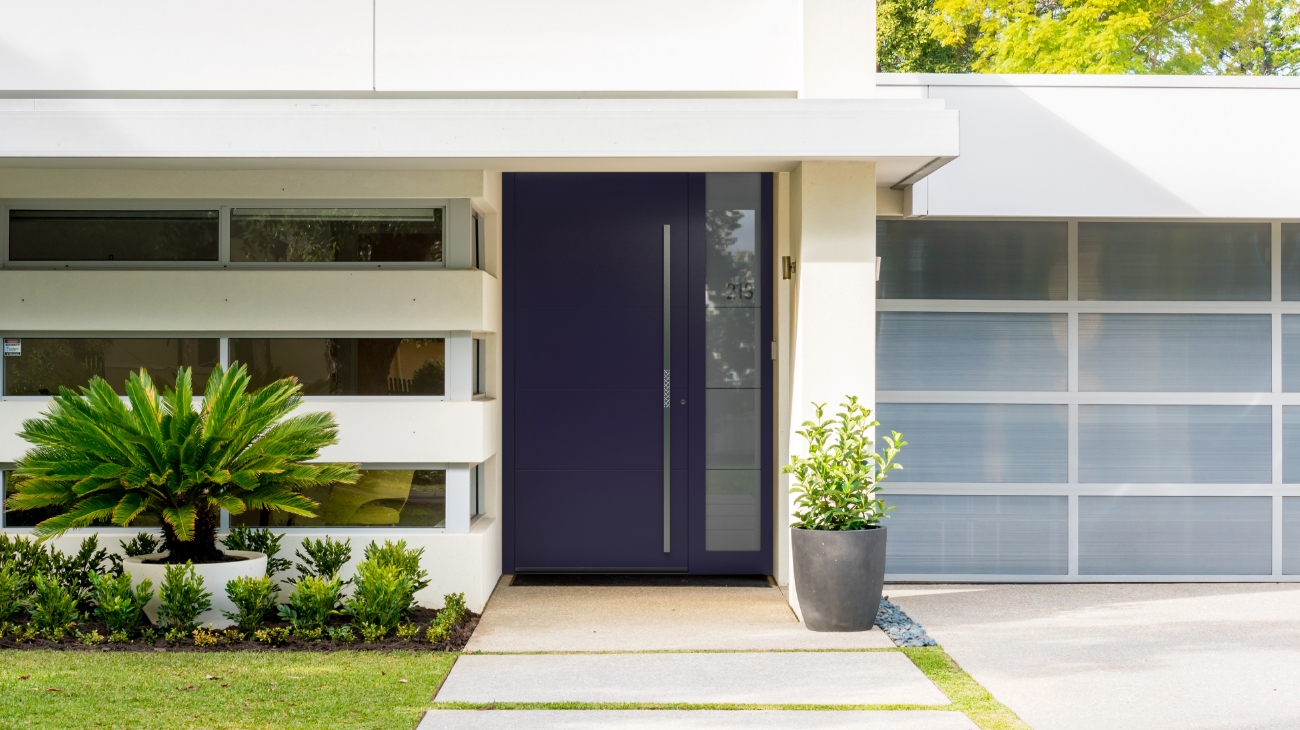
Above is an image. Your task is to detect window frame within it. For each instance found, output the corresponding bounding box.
[1,198,475,270]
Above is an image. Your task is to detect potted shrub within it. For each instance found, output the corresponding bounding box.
[3,363,358,628]
[784,397,905,632]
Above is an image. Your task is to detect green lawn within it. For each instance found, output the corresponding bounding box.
[0,650,456,730]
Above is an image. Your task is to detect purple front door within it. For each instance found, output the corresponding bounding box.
[503,173,772,574]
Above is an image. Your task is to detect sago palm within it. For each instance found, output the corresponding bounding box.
[4,363,358,563]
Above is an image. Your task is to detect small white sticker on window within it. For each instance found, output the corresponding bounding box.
[3,339,20,356]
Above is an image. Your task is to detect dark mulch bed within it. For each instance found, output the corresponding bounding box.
[0,608,479,653]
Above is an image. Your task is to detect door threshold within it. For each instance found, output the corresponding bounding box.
[510,574,773,588]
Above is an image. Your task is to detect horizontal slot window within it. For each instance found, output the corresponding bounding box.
[230,208,443,264]
[877,312,1066,391]
[2,338,219,396]
[1078,222,1271,301]
[876,403,1067,483]
[229,338,445,396]
[2,471,160,528]
[1079,496,1271,575]
[1079,405,1271,483]
[885,495,1067,575]
[1079,313,1271,392]
[8,210,219,262]
[233,469,448,528]
[876,221,1067,300]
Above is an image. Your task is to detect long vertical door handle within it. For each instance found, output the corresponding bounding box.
[662,224,671,553]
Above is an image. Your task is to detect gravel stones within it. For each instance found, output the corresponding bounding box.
[876,597,938,647]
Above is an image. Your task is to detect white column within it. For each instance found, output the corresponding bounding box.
[445,332,473,401]
[444,198,475,270]
[785,161,877,618]
[802,0,875,99]
[445,464,472,534]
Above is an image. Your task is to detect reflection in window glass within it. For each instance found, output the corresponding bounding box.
[3,472,159,528]
[1078,222,1270,301]
[229,338,445,396]
[230,208,443,263]
[1283,224,1300,301]
[8,210,219,262]
[704,173,763,552]
[2,338,219,396]
[877,221,1067,300]
[231,469,446,527]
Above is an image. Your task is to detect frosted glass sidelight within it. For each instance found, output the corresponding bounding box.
[1079,496,1271,575]
[705,389,761,470]
[876,220,1067,300]
[706,308,761,388]
[875,404,1067,483]
[1078,314,1270,392]
[705,470,761,551]
[1078,222,1270,301]
[1079,405,1271,483]
[884,495,1067,575]
[877,312,1066,391]
[1285,498,1300,574]
[1281,224,1300,300]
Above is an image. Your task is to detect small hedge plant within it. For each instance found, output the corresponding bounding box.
[223,575,277,633]
[157,563,211,634]
[88,571,153,636]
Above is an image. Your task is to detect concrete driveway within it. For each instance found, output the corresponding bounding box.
[889,583,1300,730]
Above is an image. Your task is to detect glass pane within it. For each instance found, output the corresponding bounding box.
[877,312,1066,391]
[1285,498,1300,574]
[1078,222,1270,301]
[1283,316,1300,392]
[2,338,219,396]
[229,338,445,396]
[1080,496,1271,575]
[3,471,159,529]
[230,208,444,263]
[1079,405,1270,483]
[885,495,1067,575]
[8,210,219,261]
[705,470,761,551]
[232,469,446,527]
[704,173,763,552]
[875,403,1067,483]
[1079,314,1271,392]
[1281,407,1300,483]
[1284,224,1300,300]
[876,221,1067,300]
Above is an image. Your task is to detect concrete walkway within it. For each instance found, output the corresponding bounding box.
[465,576,894,651]
[890,583,1300,730]
[420,710,979,729]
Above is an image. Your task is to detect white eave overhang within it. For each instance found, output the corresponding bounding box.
[0,98,959,188]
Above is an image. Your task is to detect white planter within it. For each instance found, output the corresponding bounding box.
[122,551,268,629]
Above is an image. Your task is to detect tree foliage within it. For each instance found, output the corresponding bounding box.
[4,364,358,563]
[882,0,1300,74]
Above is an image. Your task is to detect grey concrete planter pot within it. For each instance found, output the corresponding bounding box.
[791,526,886,632]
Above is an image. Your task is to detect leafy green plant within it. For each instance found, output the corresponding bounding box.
[164,628,189,643]
[327,625,355,644]
[0,564,28,622]
[294,536,352,580]
[222,527,292,578]
[222,628,244,643]
[344,561,414,641]
[27,574,79,638]
[294,627,323,641]
[253,626,290,646]
[119,533,162,557]
[88,571,153,635]
[77,629,105,645]
[192,627,219,647]
[108,629,130,644]
[156,562,211,632]
[395,622,420,641]
[425,592,467,643]
[362,540,428,610]
[4,364,358,564]
[784,397,905,531]
[277,575,343,632]
[138,627,158,644]
[223,575,277,633]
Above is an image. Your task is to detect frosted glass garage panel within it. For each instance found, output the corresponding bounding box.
[876,221,1067,300]
[1281,316,1300,392]
[1079,405,1270,483]
[1280,407,1300,483]
[1285,498,1300,574]
[885,496,1067,575]
[1078,222,1271,301]
[1080,497,1271,575]
[877,313,1066,391]
[876,404,1067,483]
[1078,314,1270,392]
[1280,224,1300,301]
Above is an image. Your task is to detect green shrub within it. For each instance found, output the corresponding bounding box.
[294,536,351,580]
[77,629,105,645]
[193,627,220,647]
[164,627,189,643]
[120,533,162,557]
[0,564,28,622]
[253,626,290,646]
[138,627,158,644]
[344,561,413,641]
[27,574,79,639]
[327,625,355,644]
[294,626,323,641]
[222,527,292,578]
[277,574,343,632]
[362,540,429,610]
[108,629,130,644]
[395,622,420,641]
[223,575,277,633]
[88,571,153,635]
[156,562,211,632]
[424,592,467,643]
[0,535,119,608]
